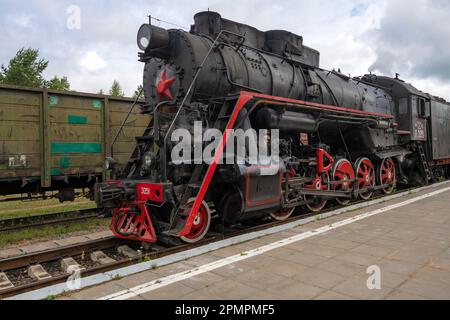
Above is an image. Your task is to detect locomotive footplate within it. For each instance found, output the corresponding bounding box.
[299,189,352,199]
[298,183,392,200]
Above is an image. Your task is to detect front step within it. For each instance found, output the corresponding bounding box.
[161,225,184,237]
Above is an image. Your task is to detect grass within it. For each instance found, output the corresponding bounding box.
[112,274,122,281]
[0,218,110,248]
[0,197,96,220]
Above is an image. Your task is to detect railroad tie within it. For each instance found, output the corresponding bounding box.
[117,245,142,259]
[90,251,116,265]
[28,265,52,281]
[61,257,85,274]
[0,272,14,290]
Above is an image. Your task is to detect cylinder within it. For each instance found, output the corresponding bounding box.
[148,25,170,49]
[137,24,170,58]
[370,120,391,129]
[255,108,318,133]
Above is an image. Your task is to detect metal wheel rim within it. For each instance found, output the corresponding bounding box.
[378,158,396,195]
[355,158,375,201]
[180,199,211,244]
[332,158,355,206]
[270,207,295,221]
[304,174,329,212]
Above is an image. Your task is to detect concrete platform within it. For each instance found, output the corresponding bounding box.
[51,182,450,300]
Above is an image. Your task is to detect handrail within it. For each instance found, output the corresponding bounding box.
[110,87,144,157]
[160,30,246,182]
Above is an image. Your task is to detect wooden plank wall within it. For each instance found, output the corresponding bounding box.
[0,85,150,188]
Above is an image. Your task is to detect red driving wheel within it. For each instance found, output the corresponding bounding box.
[304,173,330,212]
[180,199,212,244]
[378,158,396,195]
[271,169,296,221]
[270,206,295,221]
[355,158,375,200]
[332,158,355,206]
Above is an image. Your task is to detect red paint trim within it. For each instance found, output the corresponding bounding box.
[430,158,450,166]
[105,180,122,184]
[136,183,164,203]
[240,91,394,119]
[111,201,157,243]
[316,149,334,174]
[245,166,282,208]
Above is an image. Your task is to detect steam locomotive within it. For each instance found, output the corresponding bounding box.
[95,11,450,244]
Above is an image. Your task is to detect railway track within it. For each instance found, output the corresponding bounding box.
[0,208,101,232]
[0,185,429,299]
[0,234,219,299]
[0,192,87,203]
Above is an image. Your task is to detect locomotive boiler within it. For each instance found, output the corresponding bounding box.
[95,11,450,245]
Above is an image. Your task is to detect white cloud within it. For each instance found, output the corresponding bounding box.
[362,0,450,99]
[79,50,107,72]
[1,0,448,99]
[14,14,32,28]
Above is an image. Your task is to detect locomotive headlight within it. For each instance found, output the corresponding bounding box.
[137,24,151,51]
[104,157,117,171]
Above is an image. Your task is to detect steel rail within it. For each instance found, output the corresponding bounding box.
[0,208,101,232]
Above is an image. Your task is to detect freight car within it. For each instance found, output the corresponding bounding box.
[95,11,450,245]
[0,84,150,201]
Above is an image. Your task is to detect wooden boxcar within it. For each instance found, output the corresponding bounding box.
[0,84,150,200]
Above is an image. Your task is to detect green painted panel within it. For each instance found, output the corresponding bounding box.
[92,100,103,109]
[60,156,71,168]
[49,96,59,106]
[68,115,88,124]
[51,168,62,176]
[51,142,102,154]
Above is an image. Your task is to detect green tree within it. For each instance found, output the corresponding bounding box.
[133,84,143,99]
[109,80,124,97]
[46,76,70,91]
[0,48,48,87]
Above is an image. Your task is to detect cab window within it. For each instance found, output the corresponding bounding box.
[399,98,408,115]
[411,96,418,116]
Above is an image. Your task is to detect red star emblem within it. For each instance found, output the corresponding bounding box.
[156,69,176,100]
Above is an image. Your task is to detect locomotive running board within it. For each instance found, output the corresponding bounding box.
[178,92,395,238]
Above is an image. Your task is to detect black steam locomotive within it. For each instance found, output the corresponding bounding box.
[95,11,450,244]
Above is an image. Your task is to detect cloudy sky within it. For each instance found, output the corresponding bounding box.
[1,0,449,99]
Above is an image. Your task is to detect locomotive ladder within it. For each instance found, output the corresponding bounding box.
[417,142,432,182]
